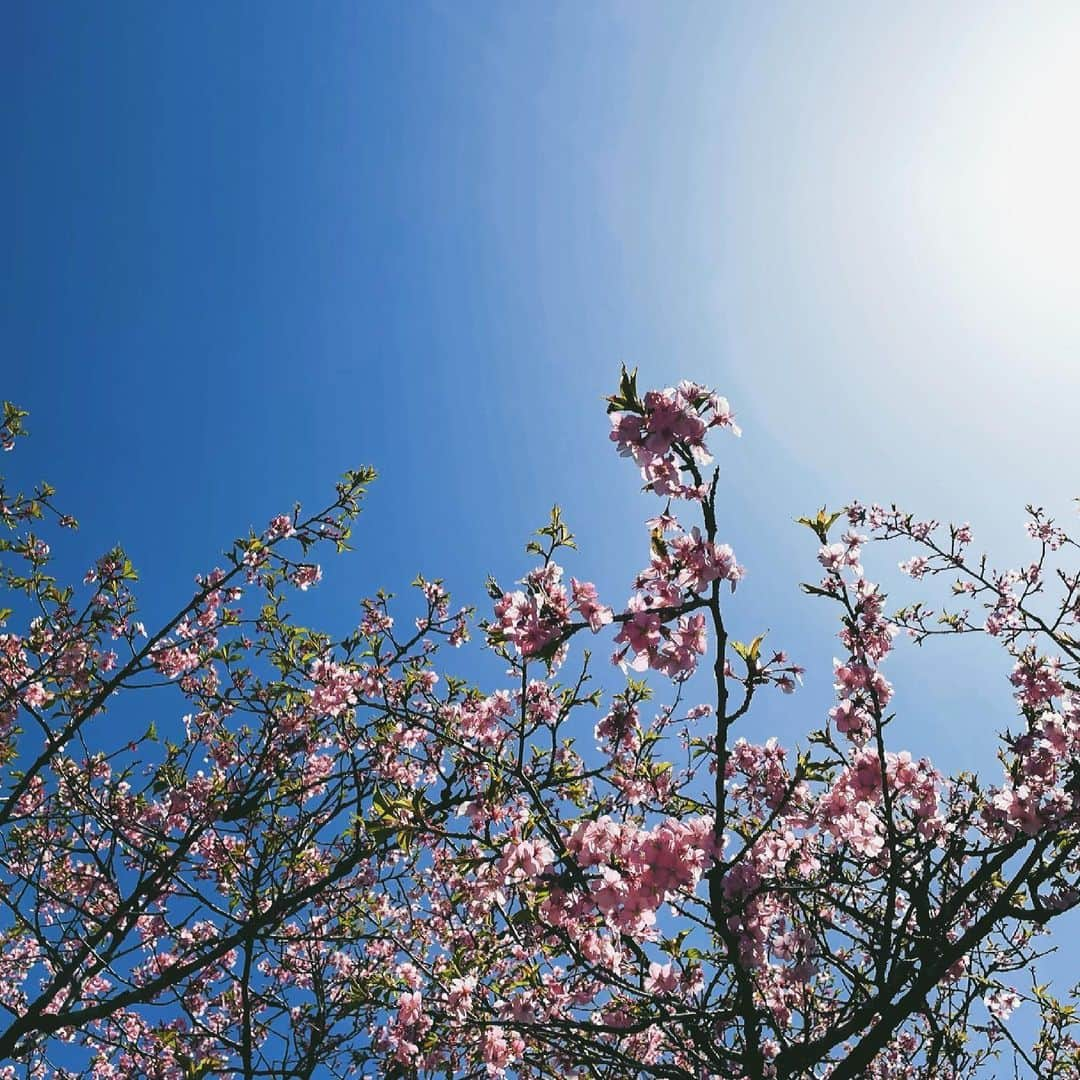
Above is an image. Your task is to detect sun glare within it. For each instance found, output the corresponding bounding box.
[981,44,1080,309]
[919,21,1080,339]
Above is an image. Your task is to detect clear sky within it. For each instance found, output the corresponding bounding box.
[4,0,1080,996]
[6,1,1080,752]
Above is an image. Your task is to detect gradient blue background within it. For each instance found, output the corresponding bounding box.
[3,0,1080,1038]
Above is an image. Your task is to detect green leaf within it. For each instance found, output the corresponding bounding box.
[731,632,766,666]
[606,364,641,414]
[533,504,576,552]
[795,506,846,543]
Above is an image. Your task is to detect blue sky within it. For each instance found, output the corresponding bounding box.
[4,0,1080,975]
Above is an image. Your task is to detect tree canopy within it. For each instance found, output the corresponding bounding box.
[1,375,1078,1079]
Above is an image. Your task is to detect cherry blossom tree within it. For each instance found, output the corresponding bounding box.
[1,373,1079,1079]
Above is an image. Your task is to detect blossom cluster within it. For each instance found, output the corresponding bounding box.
[559,815,719,937]
[608,378,740,499]
[491,563,612,659]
